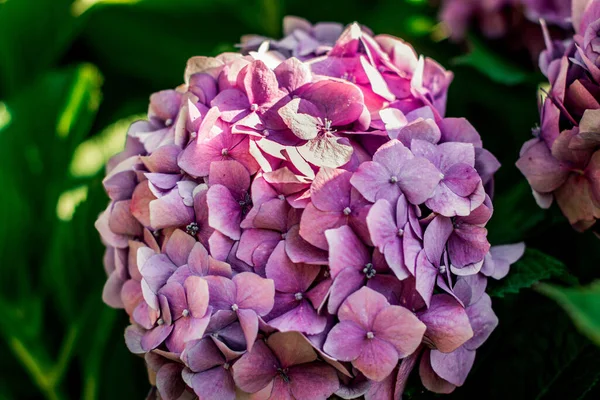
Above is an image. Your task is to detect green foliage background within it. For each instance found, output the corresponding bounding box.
[0,0,599,399]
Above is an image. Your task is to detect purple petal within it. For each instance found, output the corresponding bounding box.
[430,346,476,386]
[268,299,327,335]
[464,293,498,351]
[418,294,473,353]
[189,367,236,400]
[207,185,243,240]
[288,363,340,400]
[419,349,456,394]
[327,267,366,315]
[268,331,318,368]
[325,225,371,279]
[232,339,278,393]
[323,320,366,361]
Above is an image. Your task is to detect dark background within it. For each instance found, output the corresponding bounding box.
[0,0,598,399]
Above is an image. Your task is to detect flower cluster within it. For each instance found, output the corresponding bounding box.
[438,0,571,40]
[96,17,523,399]
[517,0,600,232]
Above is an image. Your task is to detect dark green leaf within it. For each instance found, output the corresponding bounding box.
[488,248,575,298]
[453,35,535,86]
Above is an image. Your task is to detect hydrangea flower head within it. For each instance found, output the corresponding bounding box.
[96,17,522,398]
[518,0,600,232]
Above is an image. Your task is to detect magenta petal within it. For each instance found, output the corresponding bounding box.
[444,163,480,197]
[268,299,327,335]
[325,225,370,279]
[207,185,243,240]
[419,349,456,394]
[353,337,399,382]
[232,339,278,393]
[210,89,250,122]
[243,60,281,105]
[372,306,426,357]
[310,168,353,211]
[265,242,320,293]
[299,203,345,250]
[288,363,340,400]
[327,267,366,315]
[418,294,473,353]
[208,160,251,197]
[430,346,476,386]
[189,367,236,400]
[350,161,395,203]
[323,320,366,361]
[285,225,328,265]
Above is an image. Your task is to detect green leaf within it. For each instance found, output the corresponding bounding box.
[453,35,535,86]
[488,248,575,298]
[487,180,547,243]
[0,0,80,97]
[536,281,600,347]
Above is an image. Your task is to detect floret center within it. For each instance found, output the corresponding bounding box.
[343,207,352,216]
[294,292,303,301]
[231,304,239,312]
[389,175,398,184]
[397,228,404,237]
[366,331,375,339]
[186,222,199,236]
[362,263,376,279]
[277,368,291,383]
[221,148,229,156]
[182,309,190,317]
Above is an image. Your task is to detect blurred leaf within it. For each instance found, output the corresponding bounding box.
[488,248,575,298]
[487,180,547,243]
[0,0,80,97]
[536,281,600,347]
[453,35,535,86]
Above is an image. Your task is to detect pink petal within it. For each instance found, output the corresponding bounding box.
[210,89,250,123]
[243,60,282,105]
[268,331,318,368]
[285,225,328,265]
[338,286,389,329]
[204,275,236,310]
[325,225,371,279]
[165,229,196,266]
[326,267,366,315]
[265,242,320,293]
[232,339,278,393]
[166,314,211,354]
[149,188,195,230]
[234,272,275,315]
[278,98,321,140]
[372,306,426,357]
[516,138,568,193]
[353,337,399,382]
[299,203,345,250]
[208,160,251,198]
[207,185,243,240]
[238,308,259,352]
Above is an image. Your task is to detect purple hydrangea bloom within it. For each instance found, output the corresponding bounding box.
[96,16,521,398]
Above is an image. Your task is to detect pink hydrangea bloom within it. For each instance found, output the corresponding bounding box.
[97,17,522,398]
